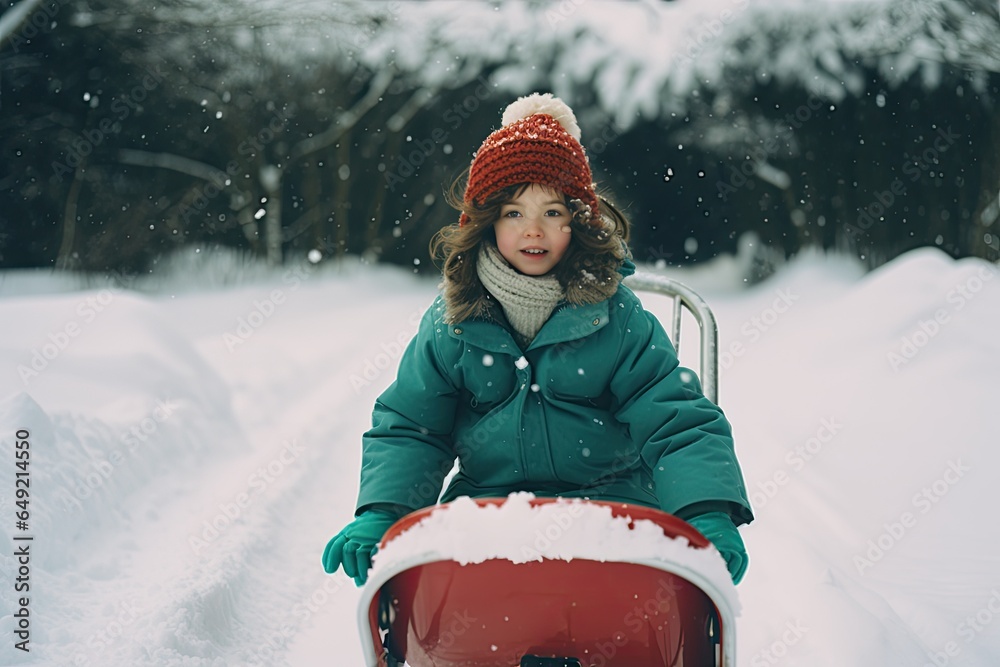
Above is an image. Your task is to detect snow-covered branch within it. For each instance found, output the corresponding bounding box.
[118,148,231,184]
[348,0,1000,129]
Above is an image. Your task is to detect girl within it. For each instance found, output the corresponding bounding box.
[322,93,753,586]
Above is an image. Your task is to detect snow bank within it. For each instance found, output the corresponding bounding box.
[0,289,246,665]
[0,289,245,548]
[0,290,236,423]
[720,248,1000,665]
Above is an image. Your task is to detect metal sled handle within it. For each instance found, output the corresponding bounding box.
[624,272,719,404]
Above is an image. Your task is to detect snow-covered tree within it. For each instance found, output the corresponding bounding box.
[2,0,997,272]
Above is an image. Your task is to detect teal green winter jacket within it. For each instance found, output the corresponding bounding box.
[356,268,754,526]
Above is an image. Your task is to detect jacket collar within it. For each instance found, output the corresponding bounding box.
[528,300,609,350]
[448,298,610,353]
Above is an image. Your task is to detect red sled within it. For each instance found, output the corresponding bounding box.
[356,276,738,667]
[357,497,739,667]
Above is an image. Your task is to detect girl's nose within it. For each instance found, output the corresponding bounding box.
[523,217,544,237]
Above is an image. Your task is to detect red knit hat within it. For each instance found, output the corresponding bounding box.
[459,93,600,227]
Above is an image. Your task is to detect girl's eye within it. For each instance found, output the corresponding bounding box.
[500,208,566,219]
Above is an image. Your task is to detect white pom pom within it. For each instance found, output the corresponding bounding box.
[501,92,581,142]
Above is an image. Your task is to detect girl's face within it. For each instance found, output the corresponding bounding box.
[493,184,572,275]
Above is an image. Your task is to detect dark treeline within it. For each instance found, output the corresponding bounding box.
[1,0,998,277]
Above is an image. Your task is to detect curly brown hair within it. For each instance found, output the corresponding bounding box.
[430,169,633,324]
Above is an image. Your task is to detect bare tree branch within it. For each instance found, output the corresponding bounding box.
[56,161,85,270]
[288,66,394,165]
[118,148,231,184]
[387,86,438,132]
[0,0,46,48]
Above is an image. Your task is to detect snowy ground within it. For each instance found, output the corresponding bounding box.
[1,245,998,666]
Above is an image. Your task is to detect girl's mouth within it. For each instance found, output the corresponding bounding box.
[521,248,548,256]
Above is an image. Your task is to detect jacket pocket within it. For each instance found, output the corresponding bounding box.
[457,354,517,412]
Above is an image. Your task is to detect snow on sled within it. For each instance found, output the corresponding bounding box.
[357,495,739,667]
[356,275,737,667]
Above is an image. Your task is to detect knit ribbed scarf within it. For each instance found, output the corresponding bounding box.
[477,244,564,346]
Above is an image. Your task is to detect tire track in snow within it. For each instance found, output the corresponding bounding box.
[121,289,432,665]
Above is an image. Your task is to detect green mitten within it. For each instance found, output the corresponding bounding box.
[687,512,748,584]
[321,509,399,586]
